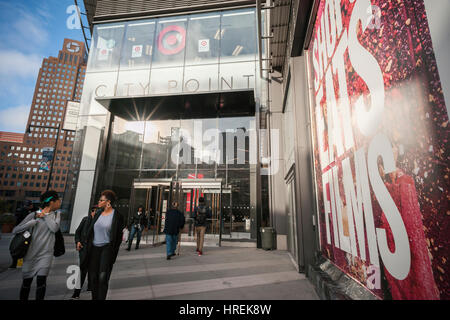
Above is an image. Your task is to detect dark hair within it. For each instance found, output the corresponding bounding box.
[40,190,60,208]
[101,190,117,204]
[90,206,98,211]
[198,197,205,203]
[137,205,144,211]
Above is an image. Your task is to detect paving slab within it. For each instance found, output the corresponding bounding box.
[0,234,319,300]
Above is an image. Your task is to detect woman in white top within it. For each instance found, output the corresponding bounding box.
[85,190,124,300]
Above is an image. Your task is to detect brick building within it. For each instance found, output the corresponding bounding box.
[0,39,87,211]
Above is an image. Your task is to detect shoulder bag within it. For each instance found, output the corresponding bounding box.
[53,212,65,257]
[9,213,36,259]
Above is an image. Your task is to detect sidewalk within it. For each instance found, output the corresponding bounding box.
[0,234,318,300]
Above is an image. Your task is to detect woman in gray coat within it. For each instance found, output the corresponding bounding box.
[12,190,61,300]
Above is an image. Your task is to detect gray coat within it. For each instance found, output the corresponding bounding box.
[12,211,60,279]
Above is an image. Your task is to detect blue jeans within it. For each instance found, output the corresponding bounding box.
[166,234,178,256]
[128,225,142,248]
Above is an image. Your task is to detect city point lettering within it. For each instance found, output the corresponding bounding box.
[95,75,255,97]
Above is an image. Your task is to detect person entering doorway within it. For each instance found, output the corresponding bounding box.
[192,197,212,256]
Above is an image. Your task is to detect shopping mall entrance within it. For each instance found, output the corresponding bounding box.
[91,90,258,244]
[130,178,238,246]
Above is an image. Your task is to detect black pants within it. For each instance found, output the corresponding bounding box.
[88,244,114,300]
[20,276,47,300]
[72,266,89,297]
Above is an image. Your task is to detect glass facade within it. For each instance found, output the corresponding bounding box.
[94,115,255,236]
[86,8,257,97]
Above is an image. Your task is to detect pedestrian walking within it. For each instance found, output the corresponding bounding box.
[192,197,211,256]
[9,200,35,269]
[71,206,97,299]
[86,190,124,300]
[12,190,61,300]
[163,201,185,260]
[126,205,147,251]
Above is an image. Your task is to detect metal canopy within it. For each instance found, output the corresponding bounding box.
[133,178,224,191]
[96,89,255,121]
[179,178,223,190]
[133,179,173,188]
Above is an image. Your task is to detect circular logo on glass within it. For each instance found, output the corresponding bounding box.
[157,25,186,55]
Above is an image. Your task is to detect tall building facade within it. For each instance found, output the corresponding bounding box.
[0,39,87,212]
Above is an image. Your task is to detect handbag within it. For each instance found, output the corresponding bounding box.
[54,229,65,257]
[53,212,65,257]
[9,213,36,259]
[9,230,33,259]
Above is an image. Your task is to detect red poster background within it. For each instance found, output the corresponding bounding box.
[307,0,449,299]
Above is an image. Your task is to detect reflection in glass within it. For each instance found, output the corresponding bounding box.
[220,9,256,63]
[120,20,156,70]
[185,13,220,65]
[153,17,188,68]
[88,23,125,72]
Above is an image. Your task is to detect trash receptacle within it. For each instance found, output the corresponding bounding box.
[260,227,276,250]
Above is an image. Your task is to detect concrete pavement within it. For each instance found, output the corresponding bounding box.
[0,234,318,300]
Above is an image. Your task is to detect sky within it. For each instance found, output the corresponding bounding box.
[0,0,88,133]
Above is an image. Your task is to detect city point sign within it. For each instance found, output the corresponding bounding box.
[94,74,256,98]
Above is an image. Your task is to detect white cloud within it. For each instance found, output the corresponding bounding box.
[0,105,30,133]
[0,50,41,78]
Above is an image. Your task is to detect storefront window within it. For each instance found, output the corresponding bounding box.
[185,13,221,65]
[152,16,188,68]
[220,9,257,63]
[119,20,156,70]
[88,23,125,72]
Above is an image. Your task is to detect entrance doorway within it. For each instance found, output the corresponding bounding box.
[129,178,230,246]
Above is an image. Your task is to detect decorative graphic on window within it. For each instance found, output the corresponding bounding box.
[131,45,143,58]
[97,37,116,61]
[198,39,210,52]
[157,25,186,55]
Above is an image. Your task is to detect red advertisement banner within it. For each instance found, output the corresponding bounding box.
[307,0,449,299]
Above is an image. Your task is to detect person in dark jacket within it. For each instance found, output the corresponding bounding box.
[191,197,212,256]
[86,190,124,300]
[70,206,97,299]
[126,205,147,251]
[163,201,185,260]
[9,200,35,269]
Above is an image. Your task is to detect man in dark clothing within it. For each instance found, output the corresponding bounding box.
[191,197,212,256]
[126,205,148,251]
[71,206,96,299]
[9,200,34,269]
[163,202,185,260]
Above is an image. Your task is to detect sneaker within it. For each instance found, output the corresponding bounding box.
[166,256,171,260]
[71,290,81,300]
[170,253,176,257]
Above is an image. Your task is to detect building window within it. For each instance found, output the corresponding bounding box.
[184,13,220,66]
[89,23,126,71]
